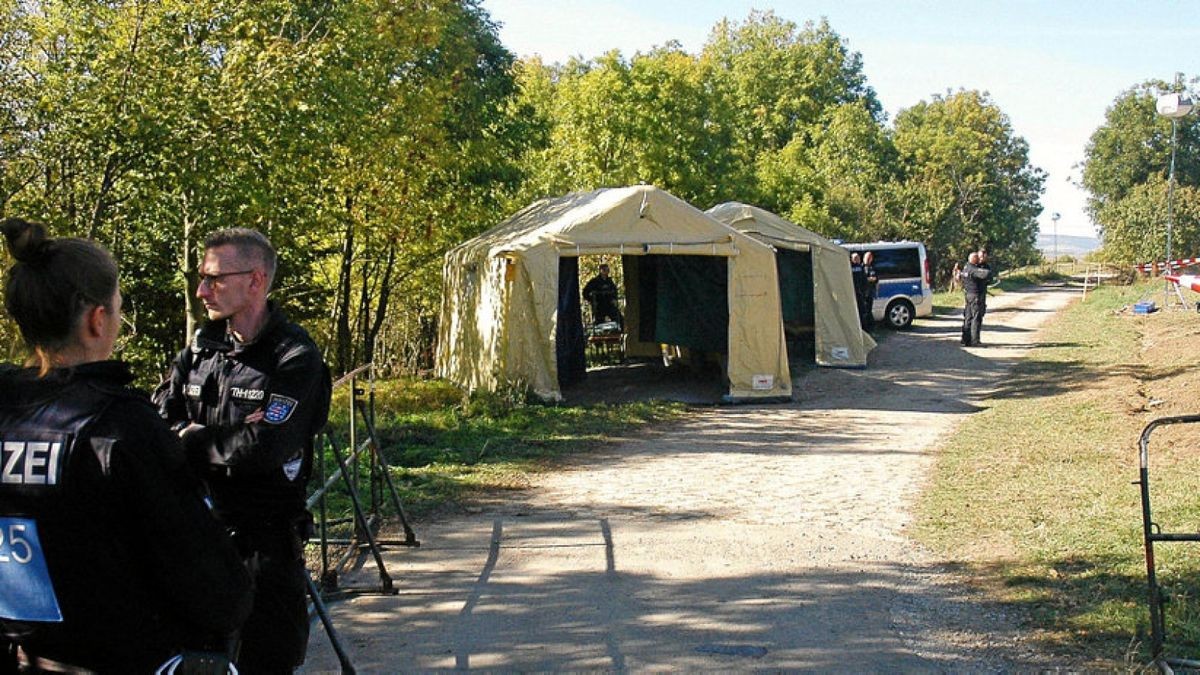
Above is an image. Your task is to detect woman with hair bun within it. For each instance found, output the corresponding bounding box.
[0,218,251,673]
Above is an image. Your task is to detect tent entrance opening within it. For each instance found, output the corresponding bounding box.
[776,248,816,363]
[557,253,731,402]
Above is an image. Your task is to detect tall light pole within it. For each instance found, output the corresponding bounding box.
[1156,90,1194,279]
[1051,212,1060,264]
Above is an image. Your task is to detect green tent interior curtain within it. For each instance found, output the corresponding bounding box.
[636,255,729,353]
[775,248,816,362]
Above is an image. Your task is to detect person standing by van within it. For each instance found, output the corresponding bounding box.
[961,252,992,346]
[849,253,870,328]
[861,251,879,329]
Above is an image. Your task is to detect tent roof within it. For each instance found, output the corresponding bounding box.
[706,202,847,255]
[450,186,747,261]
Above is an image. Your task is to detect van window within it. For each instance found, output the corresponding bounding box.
[871,248,920,280]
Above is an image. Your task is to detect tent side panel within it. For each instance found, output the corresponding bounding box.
[643,255,729,352]
[435,249,507,392]
[812,247,871,367]
[725,246,792,400]
[504,247,561,401]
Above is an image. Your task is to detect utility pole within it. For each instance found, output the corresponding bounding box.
[1051,212,1060,265]
[1156,74,1194,308]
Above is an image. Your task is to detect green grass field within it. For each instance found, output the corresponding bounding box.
[317,379,685,516]
[915,277,1200,666]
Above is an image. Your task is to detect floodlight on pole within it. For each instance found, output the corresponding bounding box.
[1157,83,1194,309]
[1157,91,1194,277]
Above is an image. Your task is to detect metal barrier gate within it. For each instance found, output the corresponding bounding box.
[1136,414,1200,671]
[304,363,421,673]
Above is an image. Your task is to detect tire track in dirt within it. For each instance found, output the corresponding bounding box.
[303,284,1077,672]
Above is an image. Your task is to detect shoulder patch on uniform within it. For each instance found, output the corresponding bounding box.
[263,394,299,424]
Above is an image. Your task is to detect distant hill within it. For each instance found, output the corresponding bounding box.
[1037,233,1100,259]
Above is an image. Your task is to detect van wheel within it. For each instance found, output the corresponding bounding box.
[886,299,915,329]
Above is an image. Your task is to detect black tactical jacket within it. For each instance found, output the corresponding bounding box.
[962,262,992,300]
[154,305,331,526]
[582,275,618,304]
[0,361,252,673]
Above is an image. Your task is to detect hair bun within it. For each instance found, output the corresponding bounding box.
[0,218,51,264]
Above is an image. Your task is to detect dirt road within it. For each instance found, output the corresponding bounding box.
[303,284,1077,672]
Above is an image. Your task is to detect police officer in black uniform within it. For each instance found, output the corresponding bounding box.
[582,263,623,329]
[0,218,252,673]
[849,252,871,328]
[155,228,331,673]
[861,251,879,329]
[961,251,992,346]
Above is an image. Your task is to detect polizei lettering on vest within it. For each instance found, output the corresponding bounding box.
[230,387,265,401]
[1,441,63,486]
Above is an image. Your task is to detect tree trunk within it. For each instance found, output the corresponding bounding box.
[86,153,119,239]
[363,240,396,368]
[356,259,372,367]
[181,198,199,344]
[334,207,355,375]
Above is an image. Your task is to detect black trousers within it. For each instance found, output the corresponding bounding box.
[591,300,623,329]
[234,532,310,674]
[857,294,875,329]
[962,297,986,345]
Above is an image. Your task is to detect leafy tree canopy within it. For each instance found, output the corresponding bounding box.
[1082,76,1199,262]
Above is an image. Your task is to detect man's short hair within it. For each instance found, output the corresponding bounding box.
[968,252,980,264]
[204,228,277,290]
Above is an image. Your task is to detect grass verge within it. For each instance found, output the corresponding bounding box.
[319,379,686,518]
[914,278,1200,667]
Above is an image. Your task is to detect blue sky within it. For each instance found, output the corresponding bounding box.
[480,0,1200,238]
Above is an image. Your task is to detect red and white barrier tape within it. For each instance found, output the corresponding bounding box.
[1134,257,1200,273]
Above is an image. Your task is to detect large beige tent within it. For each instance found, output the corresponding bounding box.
[436,186,792,402]
[707,202,875,367]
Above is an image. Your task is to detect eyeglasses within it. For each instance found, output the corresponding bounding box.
[197,269,255,287]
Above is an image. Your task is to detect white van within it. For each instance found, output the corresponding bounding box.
[842,241,933,329]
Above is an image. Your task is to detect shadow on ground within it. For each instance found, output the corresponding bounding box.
[306,513,1045,671]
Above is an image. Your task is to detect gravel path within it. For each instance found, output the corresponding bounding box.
[303,284,1077,673]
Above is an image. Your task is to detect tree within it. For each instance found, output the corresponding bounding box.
[701,12,880,158]
[890,90,1045,278]
[1082,76,1200,260]
[512,45,737,208]
[300,0,524,374]
[1093,176,1200,264]
[0,0,524,381]
[757,101,897,239]
[701,12,890,232]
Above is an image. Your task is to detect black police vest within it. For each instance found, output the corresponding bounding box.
[0,379,116,626]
